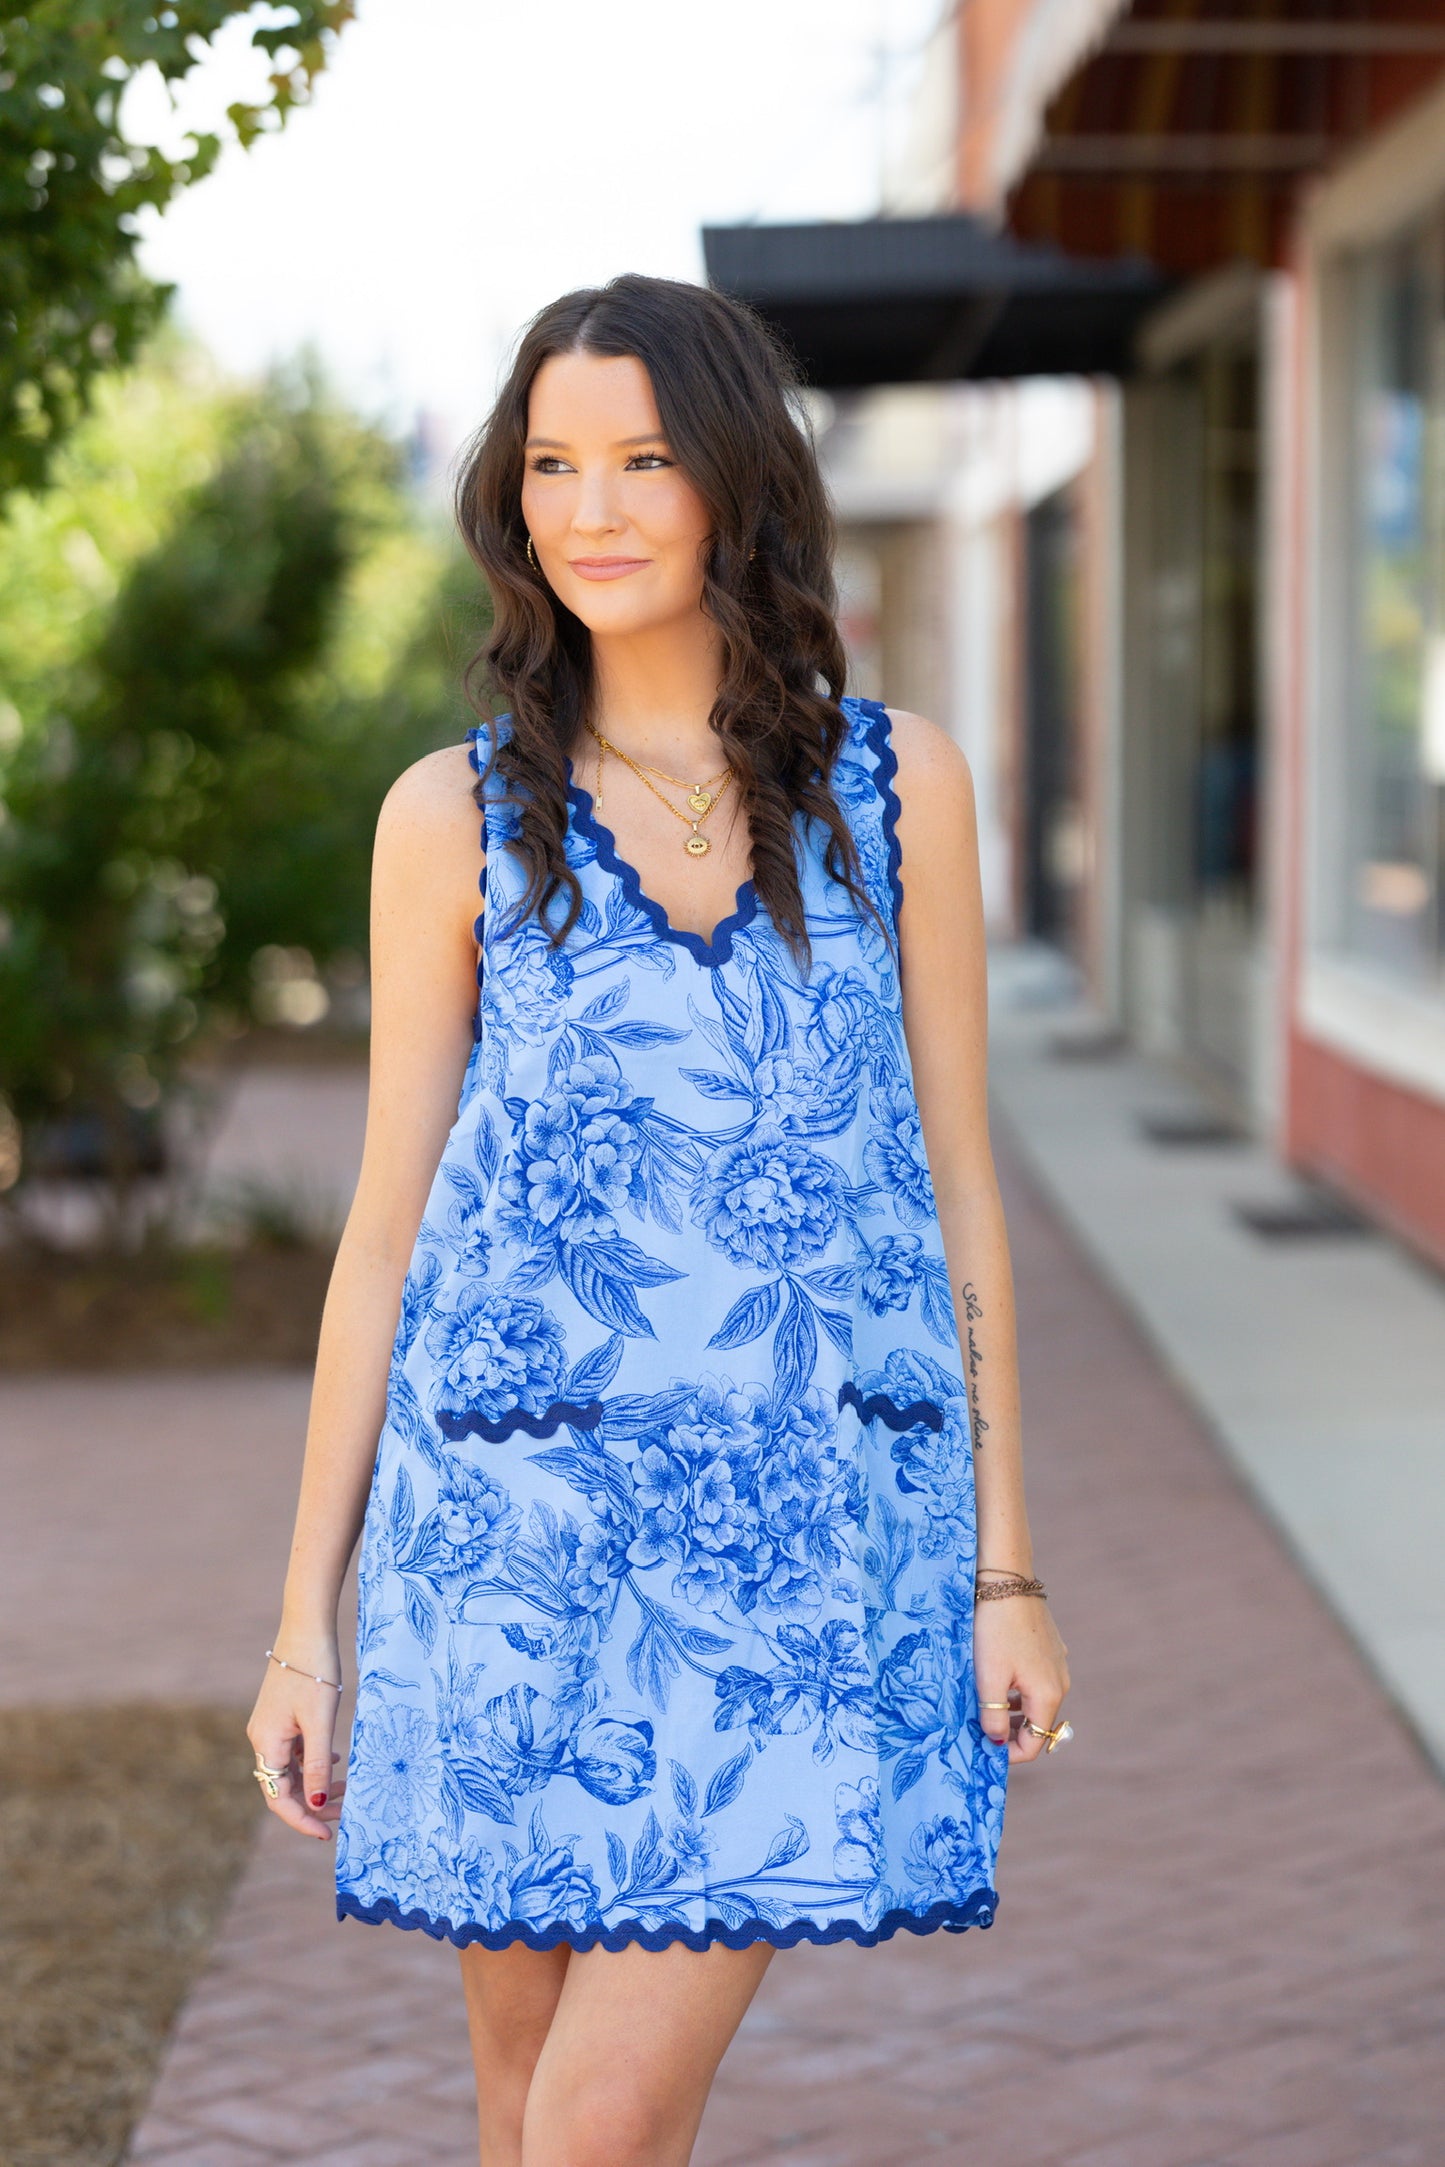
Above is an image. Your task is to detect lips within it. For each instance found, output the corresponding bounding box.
[568,557,650,581]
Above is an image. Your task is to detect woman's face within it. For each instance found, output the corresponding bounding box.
[520,350,714,639]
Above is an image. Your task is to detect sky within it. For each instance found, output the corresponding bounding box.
[132,0,943,454]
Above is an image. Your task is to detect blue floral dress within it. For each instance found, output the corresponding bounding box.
[335,695,1007,1953]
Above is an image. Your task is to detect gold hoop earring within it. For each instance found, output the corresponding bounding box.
[526,534,538,571]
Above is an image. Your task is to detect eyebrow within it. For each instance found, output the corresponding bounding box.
[524,433,670,449]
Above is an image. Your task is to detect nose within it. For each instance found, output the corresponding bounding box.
[570,463,626,542]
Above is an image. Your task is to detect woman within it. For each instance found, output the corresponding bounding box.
[248,273,1071,2167]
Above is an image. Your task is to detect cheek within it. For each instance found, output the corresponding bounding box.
[639,476,712,552]
[520,477,564,535]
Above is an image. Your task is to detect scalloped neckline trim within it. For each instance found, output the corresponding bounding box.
[564,759,759,968]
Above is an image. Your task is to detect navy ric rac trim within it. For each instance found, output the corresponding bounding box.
[564,760,760,970]
[437,1399,603,1445]
[852,696,905,935]
[466,725,490,1024]
[338,1886,997,1953]
[837,1381,945,1433]
[436,1388,943,1447]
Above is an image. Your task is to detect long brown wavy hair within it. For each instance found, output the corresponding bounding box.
[453,273,887,971]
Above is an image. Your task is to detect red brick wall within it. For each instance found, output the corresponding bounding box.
[1288,1028,1445,1271]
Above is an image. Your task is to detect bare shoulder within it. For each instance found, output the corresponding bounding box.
[376,741,484,863]
[886,708,976,832]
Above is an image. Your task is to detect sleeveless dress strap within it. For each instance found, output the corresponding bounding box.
[837,695,906,941]
[465,716,512,1017]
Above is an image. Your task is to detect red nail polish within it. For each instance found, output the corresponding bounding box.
[310,1792,328,1807]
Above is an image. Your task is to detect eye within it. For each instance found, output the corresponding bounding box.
[626,451,673,470]
[528,454,573,474]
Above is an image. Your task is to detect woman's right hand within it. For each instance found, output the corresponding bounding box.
[245,1644,346,1841]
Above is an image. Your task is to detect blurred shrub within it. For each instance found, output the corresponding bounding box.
[0,348,487,1218]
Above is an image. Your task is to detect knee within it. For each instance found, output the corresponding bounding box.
[523,2068,678,2167]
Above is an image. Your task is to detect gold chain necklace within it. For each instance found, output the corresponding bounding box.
[584,721,735,858]
[634,754,730,815]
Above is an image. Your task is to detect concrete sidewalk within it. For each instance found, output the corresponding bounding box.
[7,1124,1445,2163]
[988,978,1445,1774]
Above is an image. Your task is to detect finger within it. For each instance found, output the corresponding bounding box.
[250,1729,332,1840]
[975,1677,1020,1747]
[1012,1688,1064,1766]
[301,1717,340,1823]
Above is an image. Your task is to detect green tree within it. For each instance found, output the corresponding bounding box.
[0,366,480,1215]
[0,0,354,498]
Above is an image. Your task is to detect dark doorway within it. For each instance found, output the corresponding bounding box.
[1023,487,1084,955]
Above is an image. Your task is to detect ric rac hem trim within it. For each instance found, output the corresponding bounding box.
[336,1886,998,1953]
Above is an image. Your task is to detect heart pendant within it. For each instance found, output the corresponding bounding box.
[685,833,710,857]
[688,791,713,814]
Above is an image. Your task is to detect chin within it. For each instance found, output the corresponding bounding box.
[559,585,681,638]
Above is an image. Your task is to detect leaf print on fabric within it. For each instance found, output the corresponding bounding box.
[337,699,1005,1956]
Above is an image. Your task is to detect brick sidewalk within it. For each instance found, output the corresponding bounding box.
[8,1139,1442,2164]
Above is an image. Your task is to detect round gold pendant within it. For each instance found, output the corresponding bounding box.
[685,833,710,857]
[688,790,713,814]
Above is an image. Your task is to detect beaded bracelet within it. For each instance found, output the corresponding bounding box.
[266,1648,343,1691]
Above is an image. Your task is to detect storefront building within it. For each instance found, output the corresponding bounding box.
[706,1,1445,1268]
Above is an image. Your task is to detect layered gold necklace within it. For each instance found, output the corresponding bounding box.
[584,721,735,858]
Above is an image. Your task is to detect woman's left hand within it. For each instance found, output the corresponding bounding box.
[973,1592,1071,1764]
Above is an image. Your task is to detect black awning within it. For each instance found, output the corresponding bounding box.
[701,214,1171,388]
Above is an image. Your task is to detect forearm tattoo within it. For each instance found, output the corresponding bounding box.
[959,1280,989,1445]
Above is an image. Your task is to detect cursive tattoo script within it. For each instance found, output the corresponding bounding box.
[959,1280,989,1444]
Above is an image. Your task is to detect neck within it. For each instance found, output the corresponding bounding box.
[588,617,724,769]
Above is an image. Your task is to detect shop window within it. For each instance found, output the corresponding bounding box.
[1347,222,1445,986]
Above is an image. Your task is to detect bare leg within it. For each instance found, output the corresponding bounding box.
[521,1940,774,2167]
[459,1941,572,2167]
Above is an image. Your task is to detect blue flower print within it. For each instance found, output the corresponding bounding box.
[800,965,884,1078]
[350,1705,441,1824]
[853,1348,974,1564]
[714,1618,876,1759]
[608,1377,860,1622]
[877,1627,966,1761]
[397,1461,523,1590]
[481,919,574,1090]
[570,1712,658,1805]
[338,700,1004,1958]
[692,1124,847,1271]
[904,1814,988,1907]
[858,1233,924,1314]
[499,1055,646,1245]
[863,1080,937,1226]
[832,1776,884,1884]
[425,1283,567,1425]
[751,1050,861,1139]
[506,1811,603,1930]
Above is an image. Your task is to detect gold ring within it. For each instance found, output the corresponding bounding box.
[979,1701,1015,1711]
[1024,1719,1075,1751]
[252,1759,289,1799]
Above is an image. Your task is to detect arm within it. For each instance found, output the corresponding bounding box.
[246,742,485,1834]
[890,709,1070,1763]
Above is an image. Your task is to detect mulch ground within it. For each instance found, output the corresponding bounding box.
[0,1704,261,2167]
[0,1245,334,1370]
